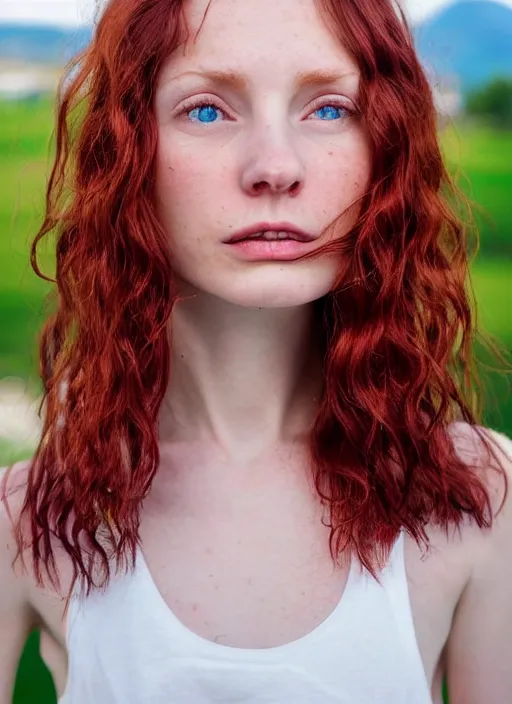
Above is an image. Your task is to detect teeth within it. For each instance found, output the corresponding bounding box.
[253,231,295,241]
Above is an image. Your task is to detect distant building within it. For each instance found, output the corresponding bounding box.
[0,378,42,447]
[423,67,463,119]
[432,76,463,118]
[0,60,60,100]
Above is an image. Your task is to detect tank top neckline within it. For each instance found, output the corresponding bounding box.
[134,530,404,659]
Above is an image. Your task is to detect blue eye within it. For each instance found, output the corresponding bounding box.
[187,104,224,123]
[313,105,346,121]
[182,101,349,124]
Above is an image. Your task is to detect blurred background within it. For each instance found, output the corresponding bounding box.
[0,0,511,702]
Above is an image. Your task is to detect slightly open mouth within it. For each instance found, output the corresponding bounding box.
[228,230,313,244]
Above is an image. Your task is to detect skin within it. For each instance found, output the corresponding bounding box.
[1,1,512,703]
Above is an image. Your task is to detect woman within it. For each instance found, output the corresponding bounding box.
[1,0,511,702]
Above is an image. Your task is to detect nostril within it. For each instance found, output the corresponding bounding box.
[250,179,301,195]
[255,181,301,194]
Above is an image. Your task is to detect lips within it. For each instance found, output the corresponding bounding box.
[225,222,317,244]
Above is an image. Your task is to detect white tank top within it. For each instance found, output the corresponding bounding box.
[59,529,433,703]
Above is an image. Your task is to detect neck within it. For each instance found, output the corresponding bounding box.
[158,292,323,459]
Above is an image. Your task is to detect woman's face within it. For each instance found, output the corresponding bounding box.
[154,0,371,308]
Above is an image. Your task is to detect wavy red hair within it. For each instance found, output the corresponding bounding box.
[4,0,509,594]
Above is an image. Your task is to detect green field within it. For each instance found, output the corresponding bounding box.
[0,98,511,704]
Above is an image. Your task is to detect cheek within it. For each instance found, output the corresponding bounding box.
[311,138,371,229]
[155,141,229,224]
[326,134,371,193]
[154,146,225,273]
[156,154,203,216]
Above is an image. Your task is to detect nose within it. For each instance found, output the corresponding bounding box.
[241,129,305,198]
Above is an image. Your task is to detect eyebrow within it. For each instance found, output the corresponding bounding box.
[167,68,359,90]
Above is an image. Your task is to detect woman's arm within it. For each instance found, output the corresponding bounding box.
[445,431,512,704]
[0,464,37,704]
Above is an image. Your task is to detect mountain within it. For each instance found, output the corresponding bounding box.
[1,0,512,92]
[414,0,512,91]
[0,23,92,64]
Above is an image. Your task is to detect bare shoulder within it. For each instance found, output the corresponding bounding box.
[0,455,76,598]
[449,421,512,496]
[443,422,512,704]
[446,420,512,590]
[0,458,32,581]
[0,458,41,606]
[448,421,512,553]
[0,459,38,702]
[444,421,512,587]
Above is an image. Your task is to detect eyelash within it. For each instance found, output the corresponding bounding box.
[176,96,356,122]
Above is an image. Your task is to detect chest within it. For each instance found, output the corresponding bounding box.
[33,457,472,702]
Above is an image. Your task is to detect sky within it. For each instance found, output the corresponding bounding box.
[1,0,512,26]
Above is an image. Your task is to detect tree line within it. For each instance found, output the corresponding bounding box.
[465,77,512,128]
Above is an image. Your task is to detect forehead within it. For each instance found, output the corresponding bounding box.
[165,0,358,80]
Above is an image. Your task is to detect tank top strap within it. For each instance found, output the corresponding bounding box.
[382,528,409,606]
[64,554,126,647]
[383,529,431,694]
[64,573,86,648]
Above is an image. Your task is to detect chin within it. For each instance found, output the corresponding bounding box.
[200,270,337,309]
[224,289,329,309]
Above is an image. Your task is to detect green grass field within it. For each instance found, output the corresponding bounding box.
[0,98,511,704]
